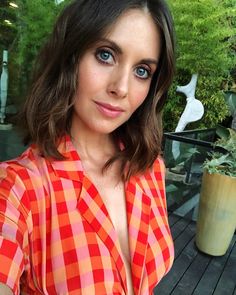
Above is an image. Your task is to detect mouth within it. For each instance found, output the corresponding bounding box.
[94,101,124,118]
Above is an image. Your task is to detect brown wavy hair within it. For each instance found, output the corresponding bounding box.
[22,0,175,179]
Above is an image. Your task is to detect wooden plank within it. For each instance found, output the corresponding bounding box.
[174,222,196,258]
[168,213,181,226]
[171,250,211,295]
[170,216,191,240]
[213,238,236,295]
[154,236,197,295]
[193,235,236,295]
[156,214,236,295]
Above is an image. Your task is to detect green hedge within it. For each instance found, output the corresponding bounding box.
[164,0,236,131]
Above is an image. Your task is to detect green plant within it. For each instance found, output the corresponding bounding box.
[163,0,236,132]
[6,0,71,108]
[168,0,236,75]
[203,127,236,177]
[223,90,236,130]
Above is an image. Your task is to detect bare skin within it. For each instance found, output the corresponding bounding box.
[0,283,13,295]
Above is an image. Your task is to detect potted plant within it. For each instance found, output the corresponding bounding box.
[223,90,236,130]
[196,127,236,256]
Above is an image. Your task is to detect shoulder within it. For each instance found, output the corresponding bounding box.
[152,156,166,181]
[1,143,49,170]
[0,145,53,223]
[153,156,165,172]
[0,145,47,194]
[134,156,166,196]
[151,156,166,201]
[140,156,165,182]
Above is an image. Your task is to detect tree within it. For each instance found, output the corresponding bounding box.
[0,3,17,52]
[12,0,59,103]
[164,0,236,131]
[7,0,70,108]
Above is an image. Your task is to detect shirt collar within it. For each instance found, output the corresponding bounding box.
[50,134,84,182]
[49,134,152,293]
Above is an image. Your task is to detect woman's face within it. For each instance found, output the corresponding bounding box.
[71,8,161,137]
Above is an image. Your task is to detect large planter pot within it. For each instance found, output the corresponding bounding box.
[196,171,236,256]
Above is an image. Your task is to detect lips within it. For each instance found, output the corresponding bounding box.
[94,101,124,118]
[95,101,124,112]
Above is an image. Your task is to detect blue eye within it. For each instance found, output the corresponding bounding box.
[135,67,150,79]
[100,51,110,60]
[96,49,114,64]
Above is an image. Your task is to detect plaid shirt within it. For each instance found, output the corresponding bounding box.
[0,135,174,295]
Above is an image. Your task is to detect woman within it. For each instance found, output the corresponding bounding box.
[0,0,175,294]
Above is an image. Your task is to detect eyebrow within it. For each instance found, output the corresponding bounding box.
[139,58,158,66]
[97,38,159,66]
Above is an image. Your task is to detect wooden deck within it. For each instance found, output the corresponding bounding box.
[154,214,236,295]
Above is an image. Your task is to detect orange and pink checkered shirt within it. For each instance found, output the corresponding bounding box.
[0,135,174,295]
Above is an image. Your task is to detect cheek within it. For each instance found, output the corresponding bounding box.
[75,71,98,101]
[77,55,101,91]
[77,68,96,88]
[130,84,150,109]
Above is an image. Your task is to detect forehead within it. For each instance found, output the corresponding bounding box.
[103,9,161,60]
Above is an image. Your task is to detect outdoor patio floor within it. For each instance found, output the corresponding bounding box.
[154,213,236,295]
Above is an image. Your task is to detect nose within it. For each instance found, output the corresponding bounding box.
[107,66,129,99]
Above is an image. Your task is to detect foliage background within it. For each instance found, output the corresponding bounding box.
[0,0,70,112]
[164,0,236,131]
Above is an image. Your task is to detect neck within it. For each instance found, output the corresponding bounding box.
[70,125,116,165]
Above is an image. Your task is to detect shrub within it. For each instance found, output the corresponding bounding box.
[164,0,236,132]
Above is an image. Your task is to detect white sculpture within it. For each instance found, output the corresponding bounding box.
[175,74,204,132]
[172,74,204,159]
[0,50,8,124]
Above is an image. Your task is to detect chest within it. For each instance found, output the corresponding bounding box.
[27,167,174,295]
[93,179,135,295]
[92,177,131,261]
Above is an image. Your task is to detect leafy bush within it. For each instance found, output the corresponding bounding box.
[164,0,236,132]
[7,0,70,108]
[204,127,236,177]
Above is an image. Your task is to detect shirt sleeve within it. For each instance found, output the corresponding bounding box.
[0,163,29,295]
